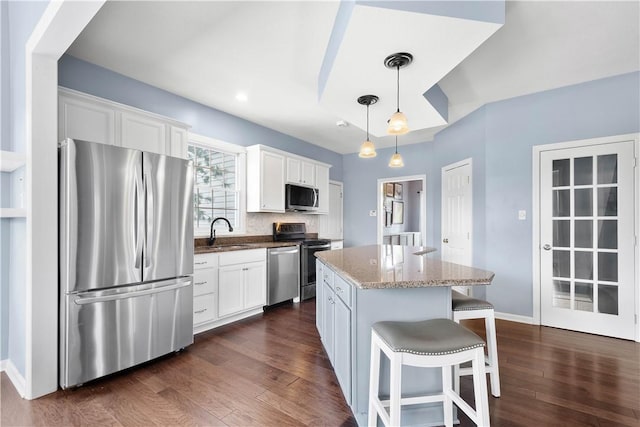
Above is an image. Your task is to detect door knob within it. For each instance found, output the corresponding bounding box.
[543,244,551,251]
[443,238,449,243]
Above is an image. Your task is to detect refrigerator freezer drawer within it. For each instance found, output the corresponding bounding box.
[60,278,193,388]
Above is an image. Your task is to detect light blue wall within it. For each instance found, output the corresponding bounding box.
[343,142,436,248]
[58,55,344,181]
[343,71,640,317]
[1,0,50,373]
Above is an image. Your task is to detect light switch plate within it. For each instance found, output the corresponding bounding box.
[369,210,377,217]
[518,210,526,220]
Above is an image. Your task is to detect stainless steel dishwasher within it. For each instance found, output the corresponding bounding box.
[267,245,300,306]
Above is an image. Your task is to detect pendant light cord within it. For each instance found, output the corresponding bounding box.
[395,136,398,154]
[366,104,370,139]
[396,65,400,113]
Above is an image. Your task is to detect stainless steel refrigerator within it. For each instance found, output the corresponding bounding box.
[59,138,194,388]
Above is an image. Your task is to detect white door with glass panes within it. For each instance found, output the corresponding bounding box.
[540,141,635,339]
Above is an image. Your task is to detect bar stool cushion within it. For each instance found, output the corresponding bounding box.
[372,318,485,356]
[452,291,493,311]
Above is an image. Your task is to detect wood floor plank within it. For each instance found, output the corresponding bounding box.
[2,301,638,427]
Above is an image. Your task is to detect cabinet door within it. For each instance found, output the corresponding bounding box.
[286,157,301,184]
[243,262,266,309]
[170,126,188,159]
[59,94,116,145]
[301,161,316,186]
[322,282,335,361]
[328,182,343,238]
[261,151,285,211]
[218,265,244,317]
[316,165,330,214]
[120,111,168,154]
[334,299,352,405]
[316,262,324,335]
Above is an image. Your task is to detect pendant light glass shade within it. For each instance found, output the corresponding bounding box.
[357,94,379,158]
[387,111,409,135]
[388,152,404,168]
[359,139,377,158]
[388,136,404,168]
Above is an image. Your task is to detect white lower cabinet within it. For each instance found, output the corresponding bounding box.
[319,263,352,405]
[193,248,266,334]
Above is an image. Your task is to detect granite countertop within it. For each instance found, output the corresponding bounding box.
[193,234,303,254]
[316,244,494,290]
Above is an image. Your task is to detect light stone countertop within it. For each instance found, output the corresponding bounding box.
[316,244,495,289]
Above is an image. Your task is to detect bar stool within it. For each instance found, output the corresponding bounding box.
[452,290,500,397]
[368,318,490,427]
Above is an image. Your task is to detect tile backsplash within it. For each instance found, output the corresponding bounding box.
[246,212,318,235]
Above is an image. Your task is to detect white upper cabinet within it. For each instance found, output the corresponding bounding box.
[246,145,285,212]
[58,88,189,158]
[120,111,167,153]
[248,144,331,214]
[286,156,316,186]
[58,93,116,145]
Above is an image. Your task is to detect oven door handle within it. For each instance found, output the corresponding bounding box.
[306,244,331,249]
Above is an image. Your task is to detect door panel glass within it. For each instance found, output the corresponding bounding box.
[553,220,570,247]
[553,250,570,277]
[598,285,618,315]
[552,159,570,186]
[575,282,594,312]
[597,187,617,216]
[574,157,593,185]
[553,190,570,217]
[574,220,593,248]
[598,252,618,282]
[574,251,593,280]
[552,280,570,308]
[597,220,617,249]
[597,154,617,184]
[574,189,593,216]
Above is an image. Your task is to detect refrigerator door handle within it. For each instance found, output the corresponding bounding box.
[144,173,153,268]
[134,170,144,269]
[73,279,192,305]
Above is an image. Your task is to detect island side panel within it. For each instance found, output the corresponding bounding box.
[352,285,452,426]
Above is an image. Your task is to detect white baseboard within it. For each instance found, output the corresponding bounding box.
[2,359,26,398]
[495,311,535,324]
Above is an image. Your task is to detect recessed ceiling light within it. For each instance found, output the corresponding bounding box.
[235,92,248,102]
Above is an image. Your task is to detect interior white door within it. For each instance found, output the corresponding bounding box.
[442,161,472,294]
[540,141,635,339]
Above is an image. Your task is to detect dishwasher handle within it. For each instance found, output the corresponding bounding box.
[270,248,299,255]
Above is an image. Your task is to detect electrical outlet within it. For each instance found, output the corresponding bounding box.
[518,210,526,220]
[369,210,377,217]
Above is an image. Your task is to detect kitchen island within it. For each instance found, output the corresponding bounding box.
[315,245,494,426]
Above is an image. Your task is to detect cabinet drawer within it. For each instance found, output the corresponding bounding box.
[193,293,216,325]
[193,269,215,296]
[194,253,218,270]
[219,248,265,266]
[334,275,352,308]
[322,265,334,290]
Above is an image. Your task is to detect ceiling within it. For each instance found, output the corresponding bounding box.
[67,1,639,155]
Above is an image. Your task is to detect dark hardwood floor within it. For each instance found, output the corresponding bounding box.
[2,300,639,426]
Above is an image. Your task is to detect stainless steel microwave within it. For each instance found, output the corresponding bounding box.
[285,184,319,211]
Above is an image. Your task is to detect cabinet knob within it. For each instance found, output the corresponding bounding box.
[195,308,207,314]
[443,238,449,244]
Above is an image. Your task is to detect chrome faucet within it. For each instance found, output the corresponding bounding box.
[209,217,234,246]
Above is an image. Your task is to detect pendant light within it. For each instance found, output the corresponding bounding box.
[388,136,404,168]
[357,94,379,158]
[384,52,413,135]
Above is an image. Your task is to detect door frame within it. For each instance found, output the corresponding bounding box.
[441,158,473,268]
[376,174,426,246]
[24,1,105,398]
[532,133,640,342]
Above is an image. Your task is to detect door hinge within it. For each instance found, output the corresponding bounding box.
[635,314,638,325]
[467,176,470,184]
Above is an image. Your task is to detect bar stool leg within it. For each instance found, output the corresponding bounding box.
[442,365,454,427]
[485,311,501,397]
[368,334,381,426]
[472,348,490,427]
[389,353,402,427]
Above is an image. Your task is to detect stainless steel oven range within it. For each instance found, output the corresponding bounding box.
[273,222,331,301]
